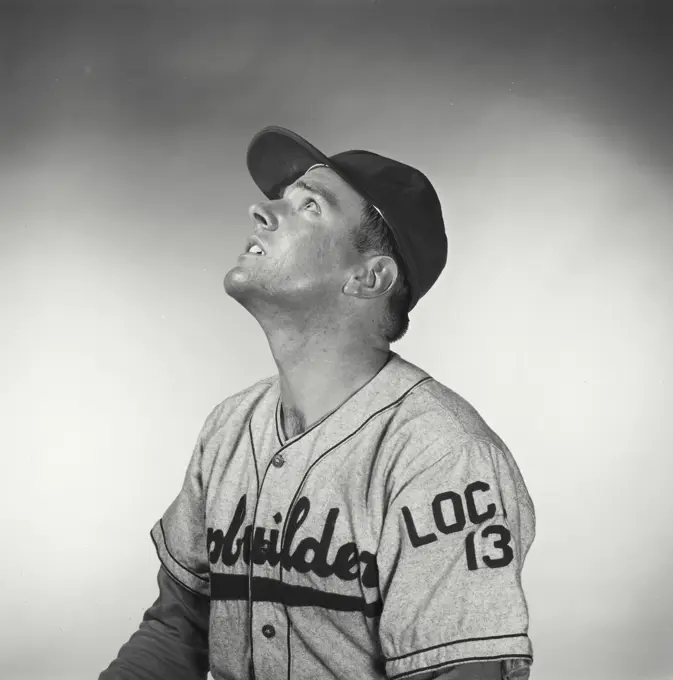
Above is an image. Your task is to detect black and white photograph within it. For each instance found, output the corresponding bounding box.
[1,1,671,680]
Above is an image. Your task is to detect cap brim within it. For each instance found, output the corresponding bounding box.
[246,126,337,200]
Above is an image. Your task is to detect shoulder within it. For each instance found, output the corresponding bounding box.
[382,371,534,515]
[389,373,507,453]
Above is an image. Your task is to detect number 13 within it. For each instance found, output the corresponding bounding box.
[465,524,514,570]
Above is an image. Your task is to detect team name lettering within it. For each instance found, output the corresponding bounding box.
[207,495,378,587]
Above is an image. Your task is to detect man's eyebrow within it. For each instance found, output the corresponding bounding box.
[282,179,340,209]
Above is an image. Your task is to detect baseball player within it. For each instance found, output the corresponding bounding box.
[99,126,535,680]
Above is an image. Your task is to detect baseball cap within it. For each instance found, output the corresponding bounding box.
[246,126,447,311]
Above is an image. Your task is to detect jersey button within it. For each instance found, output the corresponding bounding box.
[271,453,285,468]
[259,540,271,555]
[262,624,276,639]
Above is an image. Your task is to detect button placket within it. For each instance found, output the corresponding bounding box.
[250,459,289,675]
[251,599,287,680]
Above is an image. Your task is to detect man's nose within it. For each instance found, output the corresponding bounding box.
[248,201,278,231]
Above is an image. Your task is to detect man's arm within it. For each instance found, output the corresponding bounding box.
[98,566,210,680]
[412,660,502,680]
[414,658,531,679]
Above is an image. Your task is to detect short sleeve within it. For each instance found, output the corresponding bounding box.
[377,435,535,680]
[150,413,216,598]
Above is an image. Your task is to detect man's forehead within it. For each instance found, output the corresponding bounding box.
[303,164,341,184]
[284,165,363,203]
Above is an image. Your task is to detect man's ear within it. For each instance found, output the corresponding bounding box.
[342,255,398,300]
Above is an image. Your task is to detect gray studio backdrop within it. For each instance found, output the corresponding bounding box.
[1,2,671,680]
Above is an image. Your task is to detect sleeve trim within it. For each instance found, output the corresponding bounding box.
[384,633,532,680]
[389,654,533,680]
[150,521,210,597]
[386,632,528,662]
[155,519,209,583]
[158,560,209,599]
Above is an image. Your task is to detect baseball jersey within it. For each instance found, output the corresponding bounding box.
[150,351,535,680]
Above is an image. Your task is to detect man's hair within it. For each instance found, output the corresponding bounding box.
[350,203,412,343]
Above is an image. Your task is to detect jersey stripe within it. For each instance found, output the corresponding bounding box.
[211,573,383,617]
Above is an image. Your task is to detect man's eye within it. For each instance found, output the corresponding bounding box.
[302,198,320,213]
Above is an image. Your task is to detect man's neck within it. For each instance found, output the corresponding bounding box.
[267,329,391,440]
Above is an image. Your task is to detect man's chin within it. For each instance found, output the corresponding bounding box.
[223,265,250,295]
[223,267,314,312]
[224,266,270,308]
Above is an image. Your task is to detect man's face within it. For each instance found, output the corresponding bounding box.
[224,165,366,312]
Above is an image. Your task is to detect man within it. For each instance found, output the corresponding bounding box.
[99,126,535,680]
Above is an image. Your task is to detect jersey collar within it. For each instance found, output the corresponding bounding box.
[272,351,432,450]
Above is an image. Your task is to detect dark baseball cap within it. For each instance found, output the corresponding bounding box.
[246,126,447,311]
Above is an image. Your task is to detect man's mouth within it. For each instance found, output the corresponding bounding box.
[244,237,266,256]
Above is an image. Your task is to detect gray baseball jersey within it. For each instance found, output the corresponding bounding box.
[150,351,535,680]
